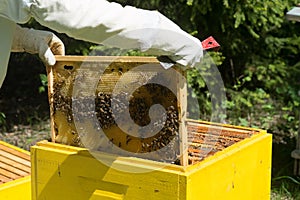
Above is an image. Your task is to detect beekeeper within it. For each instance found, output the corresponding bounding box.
[0,0,203,88]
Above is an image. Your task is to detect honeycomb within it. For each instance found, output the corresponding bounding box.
[48,56,257,165]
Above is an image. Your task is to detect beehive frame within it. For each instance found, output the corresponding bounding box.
[47,56,189,165]
[47,56,264,168]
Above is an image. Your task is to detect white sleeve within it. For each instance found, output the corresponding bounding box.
[0,18,15,88]
[0,0,29,88]
[0,0,31,23]
[30,0,203,68]
[0,0,203,68]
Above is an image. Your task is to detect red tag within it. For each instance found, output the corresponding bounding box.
[201,36,220,51]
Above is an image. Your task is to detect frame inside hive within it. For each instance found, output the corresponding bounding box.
[47,56,189,165]
[47,56,259,166]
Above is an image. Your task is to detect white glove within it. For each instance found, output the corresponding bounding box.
[11,25,65,65]
[29,0,202,69]
[1,0,202,68]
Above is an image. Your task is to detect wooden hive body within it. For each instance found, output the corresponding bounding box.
[31,126,272,200]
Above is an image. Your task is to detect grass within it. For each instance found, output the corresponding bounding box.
[271,176,300,200]
[271,140,300,199]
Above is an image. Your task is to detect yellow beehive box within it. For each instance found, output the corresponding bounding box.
[31,121,272,200]
[0,141,31,200]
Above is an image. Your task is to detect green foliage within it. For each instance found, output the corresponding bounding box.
[38,74,48,93]
[226,57,300,143]
[89,45,150,56]
[187,51,225,120]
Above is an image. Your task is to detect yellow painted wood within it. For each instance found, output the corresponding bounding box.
[0,176,31,200]
[90,190,124,200]
[0,141,31,156]
[31,124,272,200]
[0,141,31,200]
[186,133,272,200]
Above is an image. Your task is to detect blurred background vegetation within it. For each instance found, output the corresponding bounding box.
[0,0,300,198]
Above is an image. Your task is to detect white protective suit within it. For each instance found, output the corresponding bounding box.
[0,0,203,88]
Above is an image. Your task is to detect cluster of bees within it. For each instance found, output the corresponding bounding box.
[52,78,181,163]
[51,65,253,166]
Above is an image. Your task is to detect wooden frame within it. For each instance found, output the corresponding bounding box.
[47,56,189,165]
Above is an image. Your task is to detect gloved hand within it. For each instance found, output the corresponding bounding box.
[28,0,203,69]
[3,0,202,68]
[11,25,65,65]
